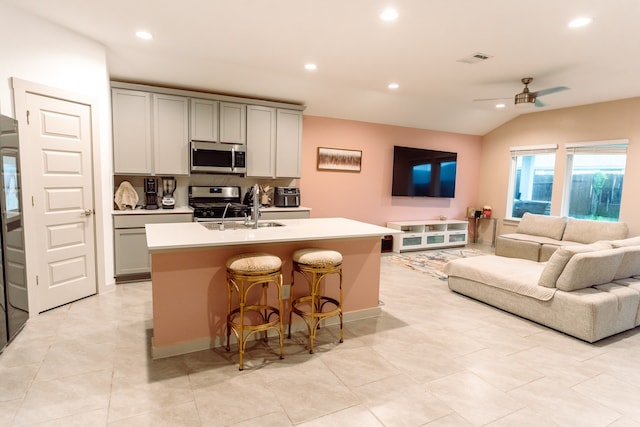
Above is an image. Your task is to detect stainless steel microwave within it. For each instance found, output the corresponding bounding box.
[190,141,246,174]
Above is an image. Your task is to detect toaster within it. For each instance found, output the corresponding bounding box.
[274,187,300,207]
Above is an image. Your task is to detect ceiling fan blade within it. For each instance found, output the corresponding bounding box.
[531,86,569,97]
[473,97,509,102]
[534,98,546,107]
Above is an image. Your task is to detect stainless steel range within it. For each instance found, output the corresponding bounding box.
[189,186,251,221]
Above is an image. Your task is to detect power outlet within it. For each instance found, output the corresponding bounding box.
[281,284,291,300]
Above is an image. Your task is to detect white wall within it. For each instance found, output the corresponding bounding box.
[0,3,115,303]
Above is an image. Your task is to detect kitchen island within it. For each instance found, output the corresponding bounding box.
[146,217,400,358]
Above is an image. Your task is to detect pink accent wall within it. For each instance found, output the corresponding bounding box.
[300,116,483,225]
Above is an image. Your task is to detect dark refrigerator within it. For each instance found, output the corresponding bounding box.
[0,114,28,352]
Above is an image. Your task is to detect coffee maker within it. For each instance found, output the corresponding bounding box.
[161,176,176,209]
[144,178,158,210]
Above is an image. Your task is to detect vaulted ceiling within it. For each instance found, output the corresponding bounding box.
[8,0,640,135]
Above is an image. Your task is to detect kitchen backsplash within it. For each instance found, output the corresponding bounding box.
[113,175,298,209]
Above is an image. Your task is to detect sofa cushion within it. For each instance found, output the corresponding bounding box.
[613,246,640,280]
[517,213,567,240]
[562,218,628,244]
[538,241,613,288]
[556,248,624,292]
[610,235,640,248]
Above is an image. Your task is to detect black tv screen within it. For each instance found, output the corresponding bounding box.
[391,145,457,198]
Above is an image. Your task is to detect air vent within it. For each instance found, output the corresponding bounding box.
[457,52,493,64]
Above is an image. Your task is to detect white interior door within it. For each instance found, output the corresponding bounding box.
[23,93,96,312]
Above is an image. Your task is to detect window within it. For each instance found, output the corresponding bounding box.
[507,145,557,219]
[563,140,627,222]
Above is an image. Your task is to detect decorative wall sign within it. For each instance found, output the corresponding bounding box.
[317,147,362,172]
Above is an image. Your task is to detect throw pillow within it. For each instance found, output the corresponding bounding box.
[556,249,624,292]
[613,246,640,280]
[517,213,567,240]
[537,241,612,288]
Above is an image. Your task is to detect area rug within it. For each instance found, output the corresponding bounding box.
[387,248,486,280]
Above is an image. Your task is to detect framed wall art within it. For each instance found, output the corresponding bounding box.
[317,147,362,172]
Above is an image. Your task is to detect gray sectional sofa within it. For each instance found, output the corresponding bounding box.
[445,235,640,342]
[495,213,629,261]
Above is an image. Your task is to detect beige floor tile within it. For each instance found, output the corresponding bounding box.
[507,377,622,427]
[298,404,383,427]
[14,369,112,425]
[108,375,194,423]
[572,373,640,421]
[0,363,38,401]
[0,399,21,427]
[367,385,453,427]
[108,401,200,427]
[427,371,524,426]
[35,339,116,382]
[319,346,402,387]
[36,408,109,426]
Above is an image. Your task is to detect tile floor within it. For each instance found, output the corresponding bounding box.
[1,245,640,426]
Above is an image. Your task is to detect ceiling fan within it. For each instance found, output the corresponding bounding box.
[476,77,569,108]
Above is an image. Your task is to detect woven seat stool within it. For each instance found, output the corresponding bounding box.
[288,248,343,353]
[225,252,284,370]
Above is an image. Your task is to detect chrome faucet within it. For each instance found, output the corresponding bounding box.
[218,202,231,230]
[252,184,260,228]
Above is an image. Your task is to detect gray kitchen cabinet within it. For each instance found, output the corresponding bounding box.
[246,106,302,178]
[219,102,246,144]
[190,98,218,142]
[112,88,189,175]
[153,93,190,175]
[246,105,276,177]
[112,89,152,174]
[113,212,192,281]
[276,109,303,178]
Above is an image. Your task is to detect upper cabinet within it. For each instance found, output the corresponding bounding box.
[153,94,190,175]
[190,98,218,142]
[112,89,152,174]
[276,109,303,178]
[246,106,302,178]
[219,102,246,144]
[112,88,189,175]
[112,81,304,177]
[246,105,276,177]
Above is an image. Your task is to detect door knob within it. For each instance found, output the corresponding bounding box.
[83,209,94,216]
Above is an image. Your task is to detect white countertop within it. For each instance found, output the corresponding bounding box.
[113,206,193,215]
[146,217,401,252]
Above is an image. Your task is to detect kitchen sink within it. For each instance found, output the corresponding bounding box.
[199,221,284,230]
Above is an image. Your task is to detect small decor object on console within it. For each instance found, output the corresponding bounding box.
[482,206,492,218]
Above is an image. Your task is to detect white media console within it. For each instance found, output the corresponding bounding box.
[386,219,468,253]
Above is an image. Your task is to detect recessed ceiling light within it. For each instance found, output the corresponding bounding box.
[568,17,591,28]
[388,83,399,90]
[496,103,506,109]
[380,7,399,21]
[136,30,153,40]
[304,63,317,71]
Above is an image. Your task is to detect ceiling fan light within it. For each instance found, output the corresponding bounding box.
[514,92,536,107]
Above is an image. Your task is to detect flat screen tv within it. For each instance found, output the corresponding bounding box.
[391,145,457,198]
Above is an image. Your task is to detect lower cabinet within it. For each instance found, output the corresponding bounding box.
[259,208,310,220]
[386,220,468,253]
[114,212,192,282]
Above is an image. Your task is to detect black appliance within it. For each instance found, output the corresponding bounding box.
[0,115,28,352]
[190,141,246,174]
[144,178,158,209]
[189,186,251,221]
[391,145,457,198]
[274,187,300,207]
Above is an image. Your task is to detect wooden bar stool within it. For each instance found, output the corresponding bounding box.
[288,248,343,353]
[225,252,284,370]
